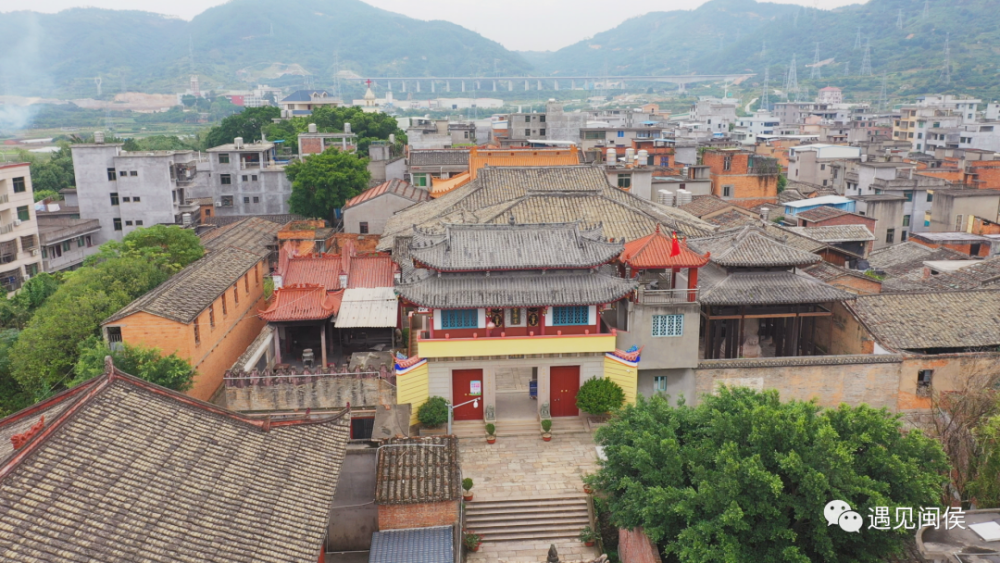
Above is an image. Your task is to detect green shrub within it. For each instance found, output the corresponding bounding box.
[576,377,626,415]
[485,423,495,435]
[418,396,449,428]
[462,477,473,492]
[541,419,552,433]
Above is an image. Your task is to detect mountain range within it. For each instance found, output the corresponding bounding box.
[1,0,997,100]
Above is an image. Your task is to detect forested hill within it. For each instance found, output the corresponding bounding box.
[0,0,530,97]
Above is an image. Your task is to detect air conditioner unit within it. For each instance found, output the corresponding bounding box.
[214,202,222,207]
[13,220,21,226]
[30,249,37,256]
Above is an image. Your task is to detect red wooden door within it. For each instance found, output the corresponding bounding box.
[452,369,484,421]
[550,366,580,417]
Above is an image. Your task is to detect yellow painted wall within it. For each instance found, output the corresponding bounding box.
[417,333,617,359]
[604,356,638,404]
[397,362,430,426]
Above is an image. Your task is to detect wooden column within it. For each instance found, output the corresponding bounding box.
[737,307,745,359]
[428,309,435,339]
[702,308,713,359]
[320,322,328,369]
[789,307,801,357]
[687,268,699,302]
[273,325,282,364]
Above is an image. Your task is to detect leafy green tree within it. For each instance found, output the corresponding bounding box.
[0,273,62,330]
[72,337,195,392]
[576,377,626,415]
[25,144,75,196]
[418,396,449,428]
[85,224,204,273]
[308,106,407,154]
[286,148,370,221]
[203,105,280,149]
[0,329,31,417]
[590,389,948,563]
[181,94,196,107]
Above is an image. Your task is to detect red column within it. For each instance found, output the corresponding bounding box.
[428,309,435,339]
[687,268,699,302]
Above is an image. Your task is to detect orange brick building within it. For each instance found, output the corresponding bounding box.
[909,232,992,257]
[375,436,461,530]
[103,218,281,402]
[702,149,780,204]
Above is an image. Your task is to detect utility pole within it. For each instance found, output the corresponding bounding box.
[860,38,873,76]
[811,43,822,80]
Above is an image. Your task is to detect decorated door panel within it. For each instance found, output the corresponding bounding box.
[550,366,580,417]
[452,369,484,421]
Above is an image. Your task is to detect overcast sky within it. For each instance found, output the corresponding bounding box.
[0,0,865,51]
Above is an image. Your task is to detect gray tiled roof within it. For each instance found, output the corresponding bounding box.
[369,526,453,563]
[378,166,714,251]
[704,209,757,228]
[410,222,623,271]
[795,206,849,222]
[0,368,350,563]
[690,225,822,268]
[881,255,1000,292]
[200,216,283,254]
[786,225,875,243]
[802,261,877,284]
[408,149,470,167]
[848,289,1000,350]
[397,270,637,308]
[699,270,854,305]
[678,195,735,218]
[868,242,970,277]
[104,245,262,324]
[375,436,461,504]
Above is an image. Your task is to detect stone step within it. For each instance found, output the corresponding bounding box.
[465,496,591,544]
[467,515,590,529]
[476,527,589,543]
[467,506,589,519]
[468,497,588,510]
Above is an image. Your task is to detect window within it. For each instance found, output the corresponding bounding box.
[12,177,25,193]
[119,170,127,177]
[244,273,249,293]
[412,174,428,187]
[233,284,239,305]
[254,264,259,286]
[129,171,138,177]
[617,131,625,138]
[16,206,29,222]
[194,320,201,345]
[222,293,227,315]
[901,230,908,242]
[133,196,140,203]
[584,131,605,140]
[122,197,130,202]
[617,174,632,189]
[524,129,531,136]
[351,417,375,440]
[209,305,216,328]
[252,175,258,181]
[76,236,85,248]
[524,115,531,122]
[61,241,71,252]
[135,220,143,226]
[107,168,117,181]
[885,228,895,244]
[723,156,732,171]
[956,215,965,231]
[20,235,36,251]
[113,218,122,231]
[539,129,546,136]
[903,215,910,227]
[172,191,177,202]
[927,191,934,202]
[218,154,230,164]
[25,263,38,277]
[221,196,234,207]
[820,164,826,171]
[243,197,250,204]
[553,306,589,326]
[652,314,684,337]
[242,175,248,182]
[904,191,914,202]
[918,369,934,388]
[653,376,667,393]
[723,185,733,198]
[359,222,369,234]
[253,196,259,203]
[539,115,546,123]
[441,309,478,329]
[110,192,119,206]
[221,174,232,185]
[125,220,133,226]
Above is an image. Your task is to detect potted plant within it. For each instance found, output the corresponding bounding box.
[583,478,593,495]
[463,530,482,552]
[417,396,449,435]
[485,423,496,444]
[541,419,552,441]
[462,477,474,501]
[579,526,596,547]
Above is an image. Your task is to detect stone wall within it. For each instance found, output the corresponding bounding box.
[224,366,395,412]
[618,527,662,563]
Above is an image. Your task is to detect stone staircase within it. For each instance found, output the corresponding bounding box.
[452,417,590,440]
[465,496,591,543]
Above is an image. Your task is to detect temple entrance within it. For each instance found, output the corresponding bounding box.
[550,366,580,417]
[495,366,537,420]
[452,369,484,420]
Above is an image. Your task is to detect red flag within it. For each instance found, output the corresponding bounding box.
[670,231,681,257]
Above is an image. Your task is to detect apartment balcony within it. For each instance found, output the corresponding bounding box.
[415,327,619,359]
[0,193,9,204]
[636,287,699,304]
[0,222,15,235]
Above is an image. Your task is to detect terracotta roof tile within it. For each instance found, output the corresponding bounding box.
[787,225,875,243]
[408,149,470,167]
[795,206,850,222]
[260,285,343,321]
[347,255,398,288]
[621,226,710,269]
[284,254,343,290]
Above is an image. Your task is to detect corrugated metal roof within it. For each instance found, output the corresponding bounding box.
[369,526,453,563]
[336,287,397,328]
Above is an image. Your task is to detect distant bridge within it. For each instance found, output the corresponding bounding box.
[342,74,755,94]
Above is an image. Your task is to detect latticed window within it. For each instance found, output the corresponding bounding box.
[652,314,684,337]
[553,306,589,326]
[441,309,478,329]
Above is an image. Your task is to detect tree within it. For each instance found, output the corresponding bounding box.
[418,396,449,428]
[181,94,197,107]
[72,337,195,392]
[286,148,370,221]
[25,144,74,197]
[0,329,30,417]
[0,273,62,330]
[202,105,280,149]
[308,106,407,154]
[85,224,204,273]
[576,377,626,415]
[590,389,948,563]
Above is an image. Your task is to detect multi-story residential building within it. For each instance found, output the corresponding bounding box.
[893,106,965,153]
[71,136,203,243]
[926,122,1000,153]
[786,144,862,188]
[506,101,587,143]
[733,112,782,144]
[202,138,291,216]
[690,97,738,134]
[38,217,101,272]
[279,89,341,117]
[0,163,42,292]
[928,189,1000,234]
[915,95,981,121]
[851,194,907,250]
[578,126,665,153]
[816,86,843,104]
[870,174,951,240]
[701,149,780,203]
[297,122,357,155]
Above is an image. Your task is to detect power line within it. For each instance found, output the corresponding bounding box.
[923,0,929,19]
[844,61,850,76]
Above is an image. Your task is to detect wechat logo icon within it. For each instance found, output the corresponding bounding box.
[825,500,863,533]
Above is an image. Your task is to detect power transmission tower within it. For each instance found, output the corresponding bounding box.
[844,61,850,76]
[941,32,951,84]
[761,66,770,111]
[896,9,903,30]
[786,54,799,101]
[811,43,822,80]
[854,27,862,50]
[761,40,766,59]
[877,72,888,111]
[923,0,929,19]
[94,76,102,97]
[860,38,873,76]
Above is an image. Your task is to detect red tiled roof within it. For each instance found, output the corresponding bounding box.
[344,179,430,208]
[620,226,710,269]
[347,255,398,288]
[260,285,343,322]
[284,254,342,290]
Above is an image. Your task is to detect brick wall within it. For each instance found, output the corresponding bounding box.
[703,152,779,201]
[377,501,459,530]
[966,161,1000,190]
[618,527,661,563]
[910,237,991,257]
[300,137,324,155]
